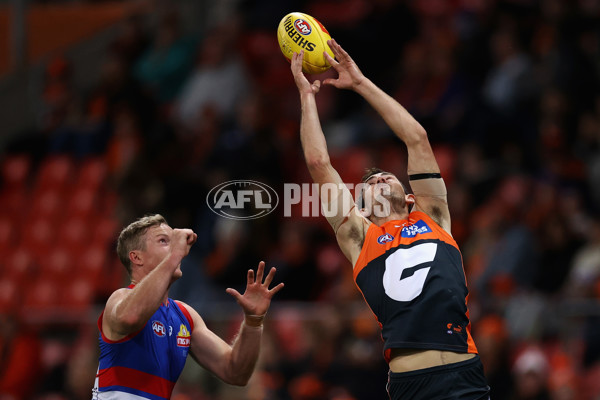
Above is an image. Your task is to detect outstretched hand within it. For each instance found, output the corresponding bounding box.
[226,261,284,317]
[322,39,365,90]
[291,50,322,96]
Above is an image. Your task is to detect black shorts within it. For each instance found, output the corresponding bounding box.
[387,355,490,400]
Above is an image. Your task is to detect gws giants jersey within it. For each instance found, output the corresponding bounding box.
[353,211,477,363]
[92,296,194,400]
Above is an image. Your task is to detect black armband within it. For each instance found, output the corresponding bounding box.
[408,173,442,181]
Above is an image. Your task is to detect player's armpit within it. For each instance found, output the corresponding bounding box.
[409,175,451,234]
[334,208,370,266]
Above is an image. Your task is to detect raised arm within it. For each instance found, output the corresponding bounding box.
[102,229,196,341]
[185,261,283,386]
[291,51,369,265]
[323,39,451,233]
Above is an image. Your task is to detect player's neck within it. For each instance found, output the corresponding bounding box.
[371,210,409,226]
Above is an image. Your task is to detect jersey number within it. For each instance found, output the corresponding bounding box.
[383,242,437,302]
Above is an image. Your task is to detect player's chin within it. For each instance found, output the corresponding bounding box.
[173,267,183,280]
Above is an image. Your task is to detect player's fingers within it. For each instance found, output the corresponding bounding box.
[255,261,265,283]
[322,78,339,87]
[330,39,350,60]
[269,282,285,295]
[263,267,277,286]
[323,51,338,66]
[225,288,242,301]
[247,269,255,285]
[292,50,304,70]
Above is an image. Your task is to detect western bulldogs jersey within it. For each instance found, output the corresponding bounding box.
[92,292,194,400]
[353,211,477,363]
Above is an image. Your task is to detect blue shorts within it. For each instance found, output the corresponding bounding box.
[386,355,490,400]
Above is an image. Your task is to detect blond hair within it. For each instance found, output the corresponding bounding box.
[116,214,167,276]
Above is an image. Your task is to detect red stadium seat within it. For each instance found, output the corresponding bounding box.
[38,246,73,281]
[29,187,65,220]
[0,215,18,255]
[76,157,108,191]
[5,246,37,283]
[93,216,119,245]
[0,277,21,312]
[60,276,94,311]
[1,154,31,189]
[0,186,30,221]
[33,155,75,192]
[74,243,108,291]
[65,187,97,218]
[22,278,59,311]
[21,216,56,259]
[58,216,91,253]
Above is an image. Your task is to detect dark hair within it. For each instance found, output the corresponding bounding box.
[116,214,167,276]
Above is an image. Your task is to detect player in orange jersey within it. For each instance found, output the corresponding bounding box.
[291,40,490,399]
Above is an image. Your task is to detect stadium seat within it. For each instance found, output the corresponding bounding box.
[4,246,37,284]
[29,187,65,220]
[38,246,73,282]
[1,154,31,189]
[22,278,60,312]
[33,155,75,193]
[21,216,56,260]
[76,157,108,191]
[58,216,91,253]
[74,243,108,289]
[0,215,17,256]
[0,277,21,312]
[93,216,119,245]
[60,276,94,311]
[65,187,97,218]
[0,186,29,221]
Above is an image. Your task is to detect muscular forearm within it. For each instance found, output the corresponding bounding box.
[113,253,181,330]
[300,93,331,168]
[354,78,427,146]
[226,318,264,386]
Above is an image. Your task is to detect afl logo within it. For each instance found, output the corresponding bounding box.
[377,233,394,244]
[294,19,312,35]
[152,321,166,337]
[206,180,279,220]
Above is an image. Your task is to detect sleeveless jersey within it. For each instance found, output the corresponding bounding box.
[92,297,194,400]
[353,210,477,363]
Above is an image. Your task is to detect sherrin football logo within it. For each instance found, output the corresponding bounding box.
[177,324,191,347]
[152,321,166,337]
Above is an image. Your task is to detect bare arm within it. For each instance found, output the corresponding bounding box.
[102,229,197,341]
[323,40,451,233]
[292,51,370,264]
[186,262,283,386]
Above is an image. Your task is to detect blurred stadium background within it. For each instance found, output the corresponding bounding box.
[0,0,599,399]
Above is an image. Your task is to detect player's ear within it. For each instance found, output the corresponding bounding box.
[359,208,370,218]
[129,250,143,267]
[406,194,415,205]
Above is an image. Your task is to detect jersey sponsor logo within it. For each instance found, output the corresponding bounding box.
[294,19,312,35]
[176,324,191,347]
[377,233,394,244]
[152,321,166,337]
[401,220,432,238]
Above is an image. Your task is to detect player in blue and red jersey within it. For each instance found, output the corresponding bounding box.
[291,41,490,399]
[92,214,283,399]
